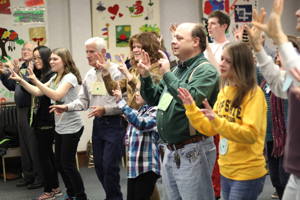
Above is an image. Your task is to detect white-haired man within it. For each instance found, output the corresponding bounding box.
[50,37,125,200]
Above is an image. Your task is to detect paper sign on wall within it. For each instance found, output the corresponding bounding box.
[29,26,46,45]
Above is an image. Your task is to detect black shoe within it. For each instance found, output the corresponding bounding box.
[27,182,43,190]
[16,179,33,187]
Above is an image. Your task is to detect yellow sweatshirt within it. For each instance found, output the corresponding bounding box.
[184,85,267,180]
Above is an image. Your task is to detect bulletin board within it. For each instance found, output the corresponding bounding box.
[0,0,48,103]
[91,0,160,61]
[202,0,258,39]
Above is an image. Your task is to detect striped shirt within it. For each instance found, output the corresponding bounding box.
[117,99,160,178]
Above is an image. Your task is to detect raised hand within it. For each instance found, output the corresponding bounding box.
[8,68,22,82]
[158,50,170,75]
[27,67,38,83]
[117,54,130,76]
[112,83,122,102]
[137,50,151,77]
[95,53,110,70]
[169,24,178,38]
[232,25,245,41]
[177,87,194,105]
[49,104,68,114]
[252,0,288,45]
[245,9,265,52]
[88,106,105,118]
[200,99,216,121]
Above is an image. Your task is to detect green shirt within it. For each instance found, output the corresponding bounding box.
[140,53,219,144]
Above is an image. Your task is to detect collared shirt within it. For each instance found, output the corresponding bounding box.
[141,53,219,144]
[67,62,123,116]
[117,99,160,178]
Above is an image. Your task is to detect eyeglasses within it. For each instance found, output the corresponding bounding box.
[21,48,33,52]
[33,56,42,61]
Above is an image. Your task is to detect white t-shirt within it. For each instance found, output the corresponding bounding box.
[49,73,83,134]
[204,40,229,64]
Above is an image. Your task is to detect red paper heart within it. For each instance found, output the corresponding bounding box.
[108,4,119,15]
[110,15,116,20]
[118,13,123,17]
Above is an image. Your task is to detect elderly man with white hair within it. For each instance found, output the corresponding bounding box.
[50,37,125,200]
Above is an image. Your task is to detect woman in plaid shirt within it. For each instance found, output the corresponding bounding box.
[113,86,161,200]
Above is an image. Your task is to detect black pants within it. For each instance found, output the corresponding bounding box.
[54,127,87,200]
[16,107,43,183]
[127,171,160,200]
[267,141,290,199]
[35,128,59,192]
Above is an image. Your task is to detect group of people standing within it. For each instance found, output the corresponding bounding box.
[0,0,300,200]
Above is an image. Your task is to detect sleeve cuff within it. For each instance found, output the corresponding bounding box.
[255,48,272,67]
[117,99,127,109]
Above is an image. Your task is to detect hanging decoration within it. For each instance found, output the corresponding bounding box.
[96,1,106,12]
[108,4,123,20]
[0,0,11,14]
[127,0,144,18]
[139,24,160,33]
[0,27,24,62]
[24,0,45,7]
[29,26,46,45]
[92,0,160,56]
[12,7,46,24]
[101,23,110,49]
[115,25,131,47]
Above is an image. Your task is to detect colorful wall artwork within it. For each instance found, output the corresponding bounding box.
[0,0,11,14]
[12,8,45,24]
[202,0,258,39]
[92,0,160,60]
[0,27,24,61]
[29,26,46,45]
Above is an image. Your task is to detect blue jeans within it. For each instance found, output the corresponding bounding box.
[92,116,126,200]
[162,137,216,200]
[221,175,266,200]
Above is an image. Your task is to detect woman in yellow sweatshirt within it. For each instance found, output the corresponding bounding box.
[178,42,267,200]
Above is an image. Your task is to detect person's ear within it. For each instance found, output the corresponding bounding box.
[192,37,200,48]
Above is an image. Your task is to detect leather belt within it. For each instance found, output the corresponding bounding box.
[166,135,207,151]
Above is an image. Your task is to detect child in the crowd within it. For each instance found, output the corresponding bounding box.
[178,42,267,200]
[113,85,160,200]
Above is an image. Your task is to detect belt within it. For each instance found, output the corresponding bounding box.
[167,135,206,151]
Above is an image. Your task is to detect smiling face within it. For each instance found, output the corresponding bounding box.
[132,41,143,61]
[21,43,34,61]
[33,50,43,70]
[49,53,64,73]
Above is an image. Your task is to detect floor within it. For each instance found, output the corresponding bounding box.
[0,166,276,200]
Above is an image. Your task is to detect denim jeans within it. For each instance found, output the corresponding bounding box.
[221,175,266,200]
[162,137,216,200]
[282,174,300,200]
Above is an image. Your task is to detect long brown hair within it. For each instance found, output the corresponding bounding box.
[222,42,257,108]
[51,48,82,85]
[129,32,162,66]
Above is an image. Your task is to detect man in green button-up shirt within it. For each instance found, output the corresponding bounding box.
[138,23,219,200]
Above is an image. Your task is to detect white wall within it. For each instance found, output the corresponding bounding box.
[44,0,300,151]
[47,0,93,151]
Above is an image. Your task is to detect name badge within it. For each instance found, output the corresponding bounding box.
[219,137,228,155]
[157,92,173,111]
[91,81,107,96]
